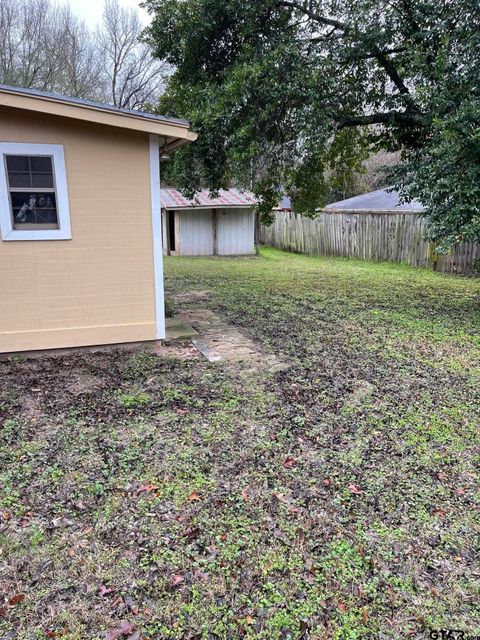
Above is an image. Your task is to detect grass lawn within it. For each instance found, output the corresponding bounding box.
[1,247,479,639]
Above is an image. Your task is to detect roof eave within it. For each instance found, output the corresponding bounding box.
[0,87,197,144]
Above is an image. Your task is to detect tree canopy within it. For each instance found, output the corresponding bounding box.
[143,0,480,247]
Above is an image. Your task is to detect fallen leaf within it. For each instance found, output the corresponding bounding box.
[283,456,297,469]
[8,594,24,606]
[245,615,254,625]
[241,486,249,501]
[454,487,466,496]
[183,526,200,542]
[220,533,228,542]
[322,478,332,487]
[98,585,116,596]
[46,632,56,639]
[273,492,288,503]
[432,508,446,517]
[348,484,362,495]
[338,602,347,612]
[138,484,158,493]
[171,574,184,587]
[67,548,76,558]
[188,491,201,502]
[105,621,136,640]
[362,606,368,625]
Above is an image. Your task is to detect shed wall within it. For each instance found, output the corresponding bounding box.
[0,107,157,352]
[217,209,255,255]
[179,210,214,255]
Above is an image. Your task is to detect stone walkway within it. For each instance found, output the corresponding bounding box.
[177,308,288,373]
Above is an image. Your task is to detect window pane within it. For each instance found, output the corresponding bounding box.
[6,155,29,172]
[31,172,54,188]
[8,172,31,188]
[30,156,53,173]
[10,192,58,227]
[5,155,54,188]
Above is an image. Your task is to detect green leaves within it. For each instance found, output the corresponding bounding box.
[145,0,480,244]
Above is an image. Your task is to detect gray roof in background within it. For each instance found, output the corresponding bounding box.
[325,188,424,212]
[276,195,293,210]
[0,84,190,127]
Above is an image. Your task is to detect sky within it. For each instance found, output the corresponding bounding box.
[68,0,150,28]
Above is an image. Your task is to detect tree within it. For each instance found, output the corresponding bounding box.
[143,0,480,246]
[0,0,102,99]
[0,0,168,111]
[98,0,168,109]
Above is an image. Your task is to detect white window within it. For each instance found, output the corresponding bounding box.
[0,143,71,241]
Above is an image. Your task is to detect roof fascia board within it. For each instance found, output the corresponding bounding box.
[0,91,197,142]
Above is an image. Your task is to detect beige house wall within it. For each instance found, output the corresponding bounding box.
[0,107,157,352]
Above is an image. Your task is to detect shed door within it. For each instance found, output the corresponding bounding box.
[179,210,214,255]
[217,209,255,255]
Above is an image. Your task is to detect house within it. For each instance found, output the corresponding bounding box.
[160,188,257,256]
[275,194,293,212]
[324,188,423,213]
[0,85,197,353]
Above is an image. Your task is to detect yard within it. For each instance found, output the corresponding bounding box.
[1,247,479,639]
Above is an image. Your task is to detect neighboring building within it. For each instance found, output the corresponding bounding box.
[160,188,257,256]
[0,85,197,353]
[325,188,424,213]
[275,194,293,212]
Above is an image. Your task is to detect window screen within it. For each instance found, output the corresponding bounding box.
[5,155,59,228]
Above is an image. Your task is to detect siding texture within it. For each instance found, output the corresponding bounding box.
[0,106,157,352]
[217,209,255,255]
[179,210,214,255]
[260,210,480,274]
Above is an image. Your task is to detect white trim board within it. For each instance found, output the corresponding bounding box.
[149,134,166,340]
[0,142,72,241]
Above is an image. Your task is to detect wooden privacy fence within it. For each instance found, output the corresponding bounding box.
[260,210,480,274]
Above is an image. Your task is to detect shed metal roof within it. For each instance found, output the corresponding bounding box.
[325,188,424,212]
[160,188,258,209]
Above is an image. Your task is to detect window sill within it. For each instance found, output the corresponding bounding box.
[2,228,72,241]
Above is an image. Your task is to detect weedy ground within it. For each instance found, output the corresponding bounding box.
[1,247,479,640]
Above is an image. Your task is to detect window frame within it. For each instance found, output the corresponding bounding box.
[0,142,71,241]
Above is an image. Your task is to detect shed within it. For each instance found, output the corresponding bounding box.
[325,188,424,213]
[0,84,197,353]
[160,188,257,256]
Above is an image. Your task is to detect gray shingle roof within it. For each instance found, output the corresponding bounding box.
[325,188,423,212]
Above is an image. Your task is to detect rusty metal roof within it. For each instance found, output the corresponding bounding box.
[160,188,258,209]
